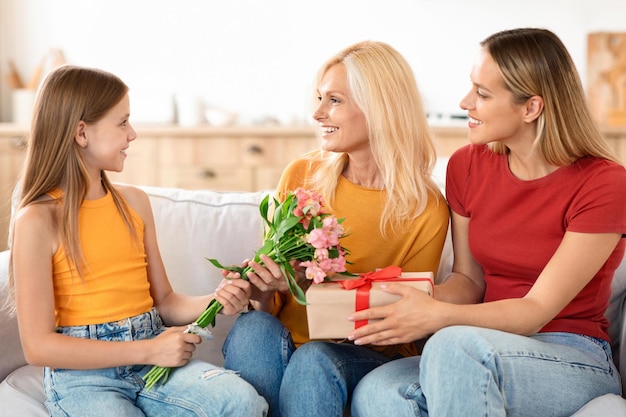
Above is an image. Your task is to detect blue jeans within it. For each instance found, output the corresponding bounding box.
[223,310,295,416]
[44,308,268,417]
[222,310,391,417]
[352,325,622,417]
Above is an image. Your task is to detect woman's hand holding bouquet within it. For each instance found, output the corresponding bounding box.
[143,188,350,389]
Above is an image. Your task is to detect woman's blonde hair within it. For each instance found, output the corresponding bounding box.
[307,40,439,236]
[11,65,135,285]
[482,28,620,165]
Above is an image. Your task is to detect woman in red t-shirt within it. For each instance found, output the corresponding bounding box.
[351,28,626,417]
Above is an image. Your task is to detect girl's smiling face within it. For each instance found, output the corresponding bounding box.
[79,94,136,174]
[312,63,370,155]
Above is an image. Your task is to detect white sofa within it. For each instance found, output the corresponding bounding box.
[1,172,625,416]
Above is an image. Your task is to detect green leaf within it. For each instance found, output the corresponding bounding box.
[254,240,275,259]
[280,263,308,305]
[259,194,270,218]
[206,258,244,275]
[274,216,303,240]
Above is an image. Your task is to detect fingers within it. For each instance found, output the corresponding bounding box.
[215,279,251,314]
[348,316,420,346]
[348,305,389,329]
[247,255,288,292]
[152,327,201,367]
[346,283,434,346]
[223,269,240,279]
[165,325,203,343]
[250,255,283,280]
[221,259,251,279]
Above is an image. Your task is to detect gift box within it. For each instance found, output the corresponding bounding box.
[305,267,434,339]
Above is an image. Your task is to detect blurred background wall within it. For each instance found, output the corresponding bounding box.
[1,0,625,125]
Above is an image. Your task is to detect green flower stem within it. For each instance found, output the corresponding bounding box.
[143,298,226,390]
[144,195,324,390]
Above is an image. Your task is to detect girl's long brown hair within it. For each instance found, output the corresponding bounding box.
[7,65,136,308]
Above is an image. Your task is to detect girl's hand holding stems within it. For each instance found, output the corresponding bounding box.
[149,277,252,368]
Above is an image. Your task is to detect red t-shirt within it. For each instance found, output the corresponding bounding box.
[446,144,626,341]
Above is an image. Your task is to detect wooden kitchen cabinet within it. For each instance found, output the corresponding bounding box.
[158,136,280,191]
[604,126,626,163]
[431,126,470,156]
[0,125,320,250]
[152,128,319,191]
[1,123,625,251]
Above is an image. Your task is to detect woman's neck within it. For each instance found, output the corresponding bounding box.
[342,156,384,189]
[507,150,559,180]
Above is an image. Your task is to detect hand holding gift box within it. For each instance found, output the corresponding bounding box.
[306,266,434,339]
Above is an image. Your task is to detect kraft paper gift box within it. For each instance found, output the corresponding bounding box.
[306,267,434,339]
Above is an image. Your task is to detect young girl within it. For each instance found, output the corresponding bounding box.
[9,65,268,417]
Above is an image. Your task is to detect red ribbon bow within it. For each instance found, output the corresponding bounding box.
[338,266,402,330]
[339,266,402,290]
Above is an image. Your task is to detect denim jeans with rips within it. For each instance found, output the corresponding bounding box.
[44,308,268,417]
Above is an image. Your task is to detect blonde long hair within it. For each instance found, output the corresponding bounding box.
[9,65,135,291]
[307,40,439,235]
[482,28,620,165]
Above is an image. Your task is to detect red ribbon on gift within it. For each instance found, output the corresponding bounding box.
[339,266,402,330]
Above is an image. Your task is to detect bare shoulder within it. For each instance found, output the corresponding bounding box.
[14,195,56,226]
[113,184,152,218]
[13,198,58,253]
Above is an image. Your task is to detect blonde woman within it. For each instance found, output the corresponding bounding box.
[10,66,267,417]
[222,40,449,417]
[352,28,626,417]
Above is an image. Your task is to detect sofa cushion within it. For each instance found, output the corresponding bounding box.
[570,393,626,416]
[0,365,47,417]
[141,186,268,296]
[610,257,626,389]
[0,250,27,383]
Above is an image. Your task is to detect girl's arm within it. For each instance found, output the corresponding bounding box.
[118,185,251,325]
[348,211,621,345]
[13,187,250,370]
[12,201,201,370]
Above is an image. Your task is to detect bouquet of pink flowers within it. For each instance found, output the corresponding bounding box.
[143,188,350,389]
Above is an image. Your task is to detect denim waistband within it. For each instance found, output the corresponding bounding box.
[56,308,163,341]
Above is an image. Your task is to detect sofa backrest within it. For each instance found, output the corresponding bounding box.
[140,186,269,295]
[0,251,24,382]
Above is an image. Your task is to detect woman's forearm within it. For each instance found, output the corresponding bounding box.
[435,271,485,304]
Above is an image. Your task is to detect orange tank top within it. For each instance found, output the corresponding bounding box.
[50,188,153,326]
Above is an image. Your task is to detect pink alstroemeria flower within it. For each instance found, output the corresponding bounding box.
[144,187,350,390]
[301,260,327,284]
[294,188,324,229]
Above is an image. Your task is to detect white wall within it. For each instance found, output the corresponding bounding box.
[1,0,626,124]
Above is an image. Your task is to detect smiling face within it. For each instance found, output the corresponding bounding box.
[459,48,529,147]
[79,93,136,174]
[312,63,370,155]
